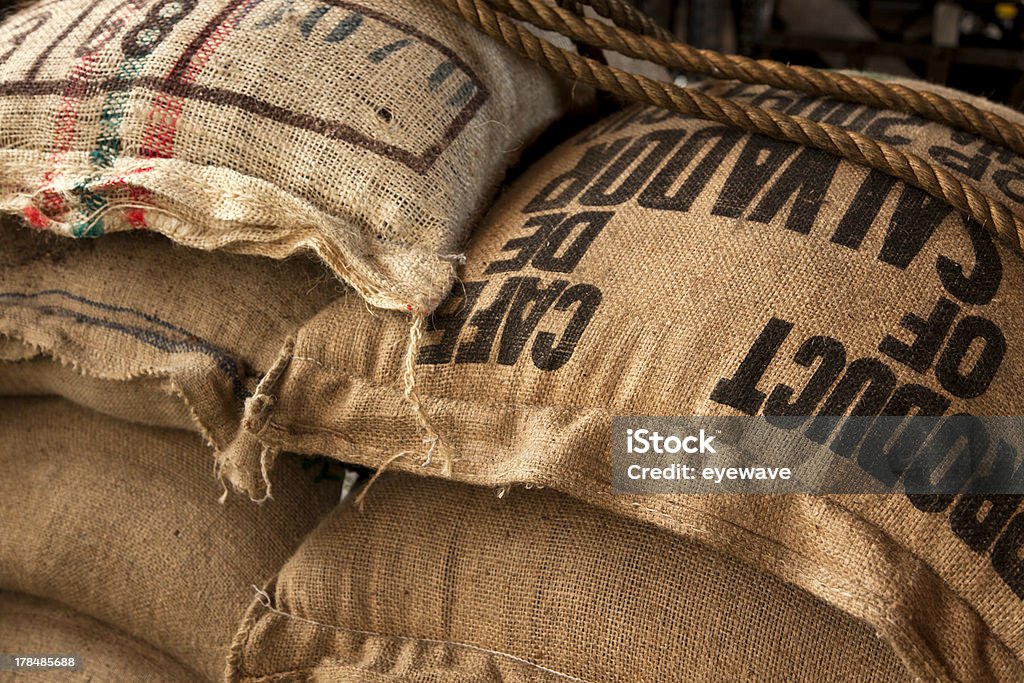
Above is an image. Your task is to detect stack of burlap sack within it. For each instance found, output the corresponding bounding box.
[1,0,1023,680]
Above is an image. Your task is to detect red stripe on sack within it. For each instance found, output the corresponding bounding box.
[23,205,49,228]
[141,0,260,158]
[41,53,99,216]
[125,207,146,226]
[39,0,148,222]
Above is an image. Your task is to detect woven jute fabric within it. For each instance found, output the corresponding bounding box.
[0,397,344,681]
[229,472,911,682]
[223,87,1024,680]
[704,78,1024,226]
[0,0,567,312]
[0,591,199,682]
[0,216,339,487]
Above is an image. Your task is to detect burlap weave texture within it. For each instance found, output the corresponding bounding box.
[0,0,567,311]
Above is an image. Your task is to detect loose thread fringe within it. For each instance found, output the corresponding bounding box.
[214,444,276,505]
[355,311,454,508]
[403,313,452,473]
[217,468,231,505]
[354,450,411,509]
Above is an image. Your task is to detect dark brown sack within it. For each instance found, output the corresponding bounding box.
[0,397,344,681]
[230,472,912,682]
[0,591,199,682]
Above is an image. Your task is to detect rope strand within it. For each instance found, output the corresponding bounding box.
[575,0,673,41]
[437,0,1024,254]
[490,0,1024,158]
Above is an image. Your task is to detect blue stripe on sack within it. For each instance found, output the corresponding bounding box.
[427,61,456,91]
[448,80,476,107]
[0,290,250,399]
[369,38,412,63]
[326,12,362,42]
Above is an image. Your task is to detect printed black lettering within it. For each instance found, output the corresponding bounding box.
[497,278,568,365]
[417,281,486,364]
[906,414,988,511]
[929,143,991,180]
[952,442,1023,553]
[77,0,147,58]
[879,185,953,269]
[532,284,602,371]
[764,335,846,427]
[783,94,819,115]
[879,297,960,373]
[832,170,897,250]
[992,512,1024,599]
[935,316,1006,399]
[523,139,630,212]
[256,0,293,28]
[711,137,794,218]
[823,103,876,131]
[121,0,196,58]
[485,213,564,274]
[993,164,1024,204]
[580,129,681,206]
[454,278,520,364]
[747,147,841,234]
[864,115,924,146]
[750,89,798,110]
[937,216,1002,306]
[858,385,949,486]
[805,358,896,455]
[638,127,742,212]
[710,318,793,415]
[805,99,845,122]
[953,493,1024,554]
[531,211,612,273]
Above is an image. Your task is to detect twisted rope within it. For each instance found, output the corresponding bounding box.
[438,0,1024,253]
[493,0,1024,158]
[574,0,673,41]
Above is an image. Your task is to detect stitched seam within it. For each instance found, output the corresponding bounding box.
[288,354,611,413]
[247,591,591,683]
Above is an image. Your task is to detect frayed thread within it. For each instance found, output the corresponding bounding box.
[357,311,454,508]
[253,446,275,503]
[354,449,410,510]
[215,441,277,504]
[401,312,452,476]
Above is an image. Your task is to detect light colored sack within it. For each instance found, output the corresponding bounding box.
[0,397,344,681]
[229,472,912,682]
[225,84,1024,680]
[0,591,198,682]
[0,0,568,312]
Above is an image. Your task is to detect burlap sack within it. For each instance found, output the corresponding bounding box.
[0,591,199,682]
[0,0,567,312]
[0,215,340,491]
[229,472,911,682]
[0,397,344,681]
[224,84,1024,679]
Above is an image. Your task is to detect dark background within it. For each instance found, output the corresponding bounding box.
[2,0,1022,106]
[637,0,1024,107]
